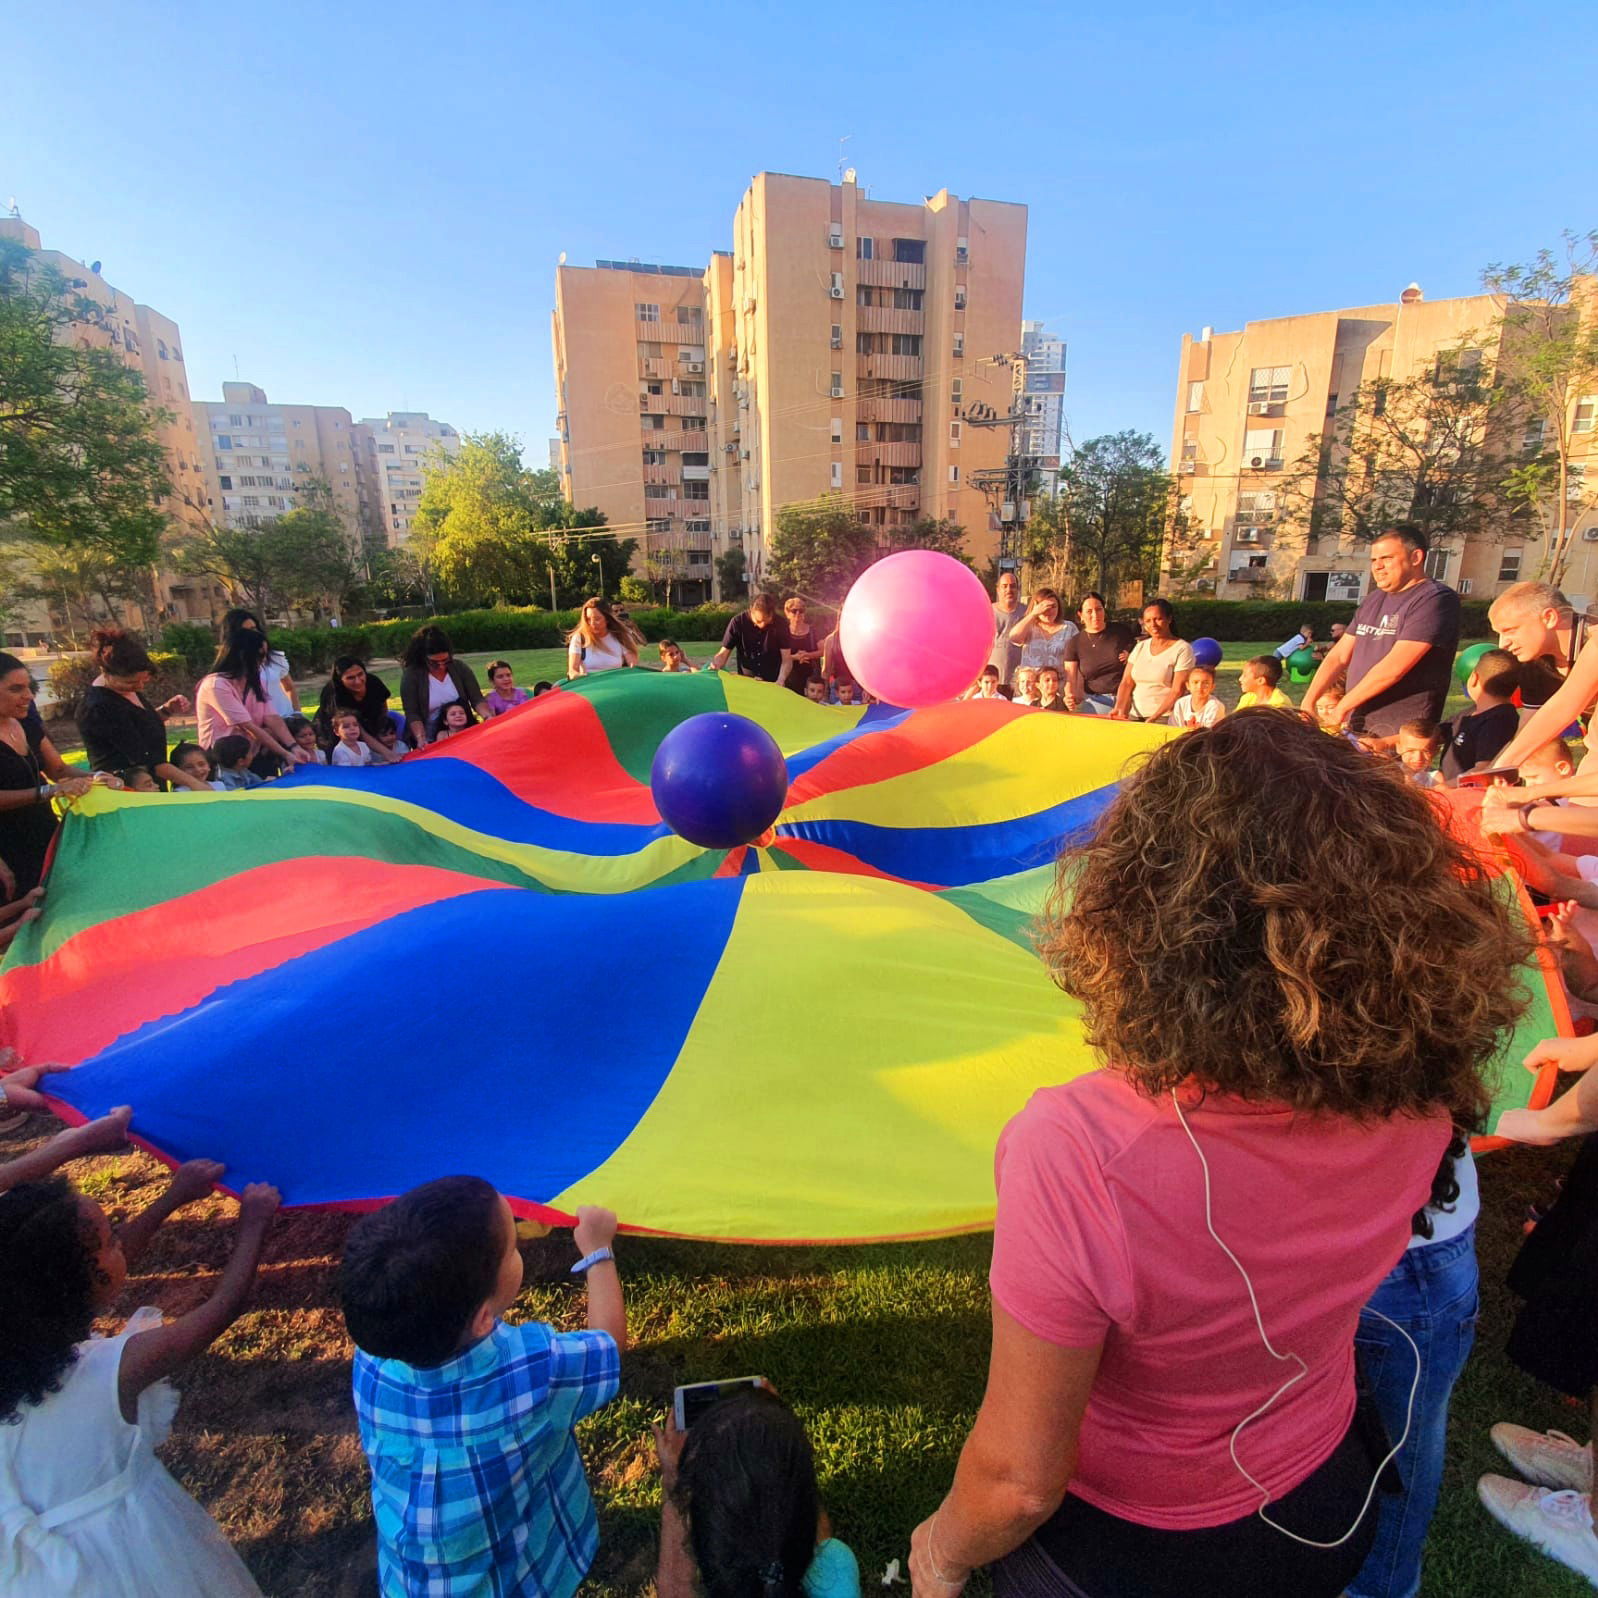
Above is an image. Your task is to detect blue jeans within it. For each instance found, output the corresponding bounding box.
[1346,1224,1479,1598]
[1076,693,1117,715]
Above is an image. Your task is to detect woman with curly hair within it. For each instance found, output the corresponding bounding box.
[0,1155,279,1594]
[909,710,1529,1598]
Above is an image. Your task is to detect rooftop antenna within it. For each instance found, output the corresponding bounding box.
[837,135,852,182]
[6,196,19,219]
[233,354,240,379]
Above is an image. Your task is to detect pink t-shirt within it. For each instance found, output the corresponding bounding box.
[991,1071,1448,1530]
[195,673,270,748]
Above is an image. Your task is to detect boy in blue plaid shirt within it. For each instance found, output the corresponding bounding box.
[339,1177,627,1597]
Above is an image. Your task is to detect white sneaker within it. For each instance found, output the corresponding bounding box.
[1493,1424,1595,1493]
[1478,1475,1598,1585]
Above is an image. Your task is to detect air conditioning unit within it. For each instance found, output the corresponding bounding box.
[1180,460,1197,474]
[740,450,751,461]
[724,443,737,454]
[1249,455,1267,469]
[1235,526,1264,544]
[1195,578,1215,592]
[685,361,704,374]
[830,383,844,398]
[828,228,843,248]
[830,334,842,349]
[1247,401,1272,415]
[829,285,844,299]
[1458,577,1474,593]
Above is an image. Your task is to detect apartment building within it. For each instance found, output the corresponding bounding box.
[1020,319,1067,491]
[357,412,462,546]
[1168,284,1598,606]
[0,213,227,642]
[552,171,1029,598]
[193,383,386,552]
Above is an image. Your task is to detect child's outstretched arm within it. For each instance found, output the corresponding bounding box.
[116,1158,226,1269]
[574,1204,627,1354]
[0,1071,133,1195]
[116,1183,279,1424]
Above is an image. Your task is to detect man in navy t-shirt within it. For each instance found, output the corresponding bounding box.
[1302,525,1461,741]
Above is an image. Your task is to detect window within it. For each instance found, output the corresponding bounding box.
[831,462,844,489]
[856,422,872,442]
[1575,397,1597,434]
[681,452,709,466]
[676,306,701,325]
[1522,418,1546,453]
[857,332,875,355]
[892,238,926,264]
[1187,381,1204,413]
[890,467,918,485]
[1236,491,1276,519]
[378,443,396,453]
[951,378,963,405]
[1243,428,1284,467]
[644,415,665,431]
[856,285,875,307]
[890,334,922,357]
[956,236,969,265]
[1436,346,1484,384]
[948,465,960,484]
[949,421,962,446]
[218,475,232,490]
[216,435,232,450]
[830,373,843,397]
[1499,548,1523,583]
[1424,547,1451,582]
[830,418,842,444]
[637,303,660,322]
[687,546,711,561]
[953,286,966,310]
[229,413,245,426]
[953,333,964,357]
[857,237,874,260]
[857,465,874,485]
[893,288,923,310]
[830,323,842,349]
[1247,366,1291,404]
[684,480,709,500]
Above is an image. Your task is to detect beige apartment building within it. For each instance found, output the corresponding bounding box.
[0,213,227,644]
[358,412,462,545]
[552,171,1028,600]
[1168,284,1598,607]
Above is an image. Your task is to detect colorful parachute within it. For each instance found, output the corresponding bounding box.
[0,676,1565,1243]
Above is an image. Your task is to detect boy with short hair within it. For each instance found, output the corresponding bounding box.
[965,665,1003,701]
[1441,648,1521,782]
[836,680,856,708]
[1237,655,1293,710]
[803,678,828,703]
[119,765,159,793]
[658,639,695,674]
[1396,720,1445,787]
[286,713,328,766]
[340,1180,626,1598]
[209,735,261,791]
[1169,665,1226,729]
[1036,666,1068,712]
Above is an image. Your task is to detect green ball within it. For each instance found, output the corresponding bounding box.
[1454,641,1494,686]
[1287,647,1317,676]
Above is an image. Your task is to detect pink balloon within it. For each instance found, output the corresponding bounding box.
[838,551,995,707]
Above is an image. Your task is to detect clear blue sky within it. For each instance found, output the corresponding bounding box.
[5,1,1592,469]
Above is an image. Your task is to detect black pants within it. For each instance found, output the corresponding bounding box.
[1507,1132,1598,1399]
[992,1403,1392,1598]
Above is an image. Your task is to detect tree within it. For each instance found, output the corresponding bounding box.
[766,497,878,602]
[883,516,970,563]
[714,545,746,603]
[409,432,633,607]
[1484,232,1598,584]
[618,575,651,605]
[171,477,362,618]
[1026,433,1174,599]
[1273,362,1519,559]
[0,237,173,638]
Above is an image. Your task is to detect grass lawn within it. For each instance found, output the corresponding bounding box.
[0,1120,1589,1597]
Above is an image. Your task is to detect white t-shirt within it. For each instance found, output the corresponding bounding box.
[260,650,293,717]
[571,634,629,673]
[1168,695,1224,729]
[1127,638,1197,719]
[331,741,371,766]
[426,672,458,713]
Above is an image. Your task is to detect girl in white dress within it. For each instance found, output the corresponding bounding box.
[0,1155,279,1596]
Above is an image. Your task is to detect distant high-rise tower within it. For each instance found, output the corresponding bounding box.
[1020,320,1067,491]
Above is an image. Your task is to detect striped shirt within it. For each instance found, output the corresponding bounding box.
[353,1319,620,1597]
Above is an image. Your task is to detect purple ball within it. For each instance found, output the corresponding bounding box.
[650,712,789,850]
[1190,637,1223,670]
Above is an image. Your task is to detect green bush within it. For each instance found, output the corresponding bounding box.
[271,626,374,675]
[47,651,189,721]
[159,622,216,676]
[1126,598,1494,642]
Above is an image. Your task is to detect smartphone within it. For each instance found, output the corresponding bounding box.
[1457,766,1520,789]
[673,1377,766,1431]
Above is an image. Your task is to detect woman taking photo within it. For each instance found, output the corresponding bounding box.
[909,712,1524,1598]
[1112,598,1194,723]
[566,597,642,678]
[400,627,484,747]
[77,633,209,791]
[195,631,305,772]
[1008,588,1078,676]
[314,656,396,748]
[0,654,99,894]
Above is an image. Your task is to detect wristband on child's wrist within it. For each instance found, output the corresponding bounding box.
[571,1246,614,1275]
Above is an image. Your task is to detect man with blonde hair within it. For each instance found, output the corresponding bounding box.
[1491,581,1579,678]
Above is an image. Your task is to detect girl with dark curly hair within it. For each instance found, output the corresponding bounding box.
[910,710,1530,1598]
[0,1153,280,1593]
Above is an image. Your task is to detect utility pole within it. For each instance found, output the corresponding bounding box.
[965,351,1035,571]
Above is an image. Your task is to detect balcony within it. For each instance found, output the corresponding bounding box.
[645,495,679,519]
[636,319,703,344]
[681,464,711,481]
[640,392,707,418]
[858,396,923,424]
[1228,566,1273,584]
[643,463,680,487]
[857,306,925,336]
[856,259,927,291]
[640,357,669,380]
[857,354,922,383]
[661,429,708,452]
[857,441,922,469]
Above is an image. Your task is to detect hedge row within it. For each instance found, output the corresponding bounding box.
[162,596,1496,681]
[1133,598,1495,642]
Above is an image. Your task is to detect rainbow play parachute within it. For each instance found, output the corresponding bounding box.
[0,676,1566,1242]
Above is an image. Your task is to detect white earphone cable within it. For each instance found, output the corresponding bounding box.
[1170,1090,1420,1549]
